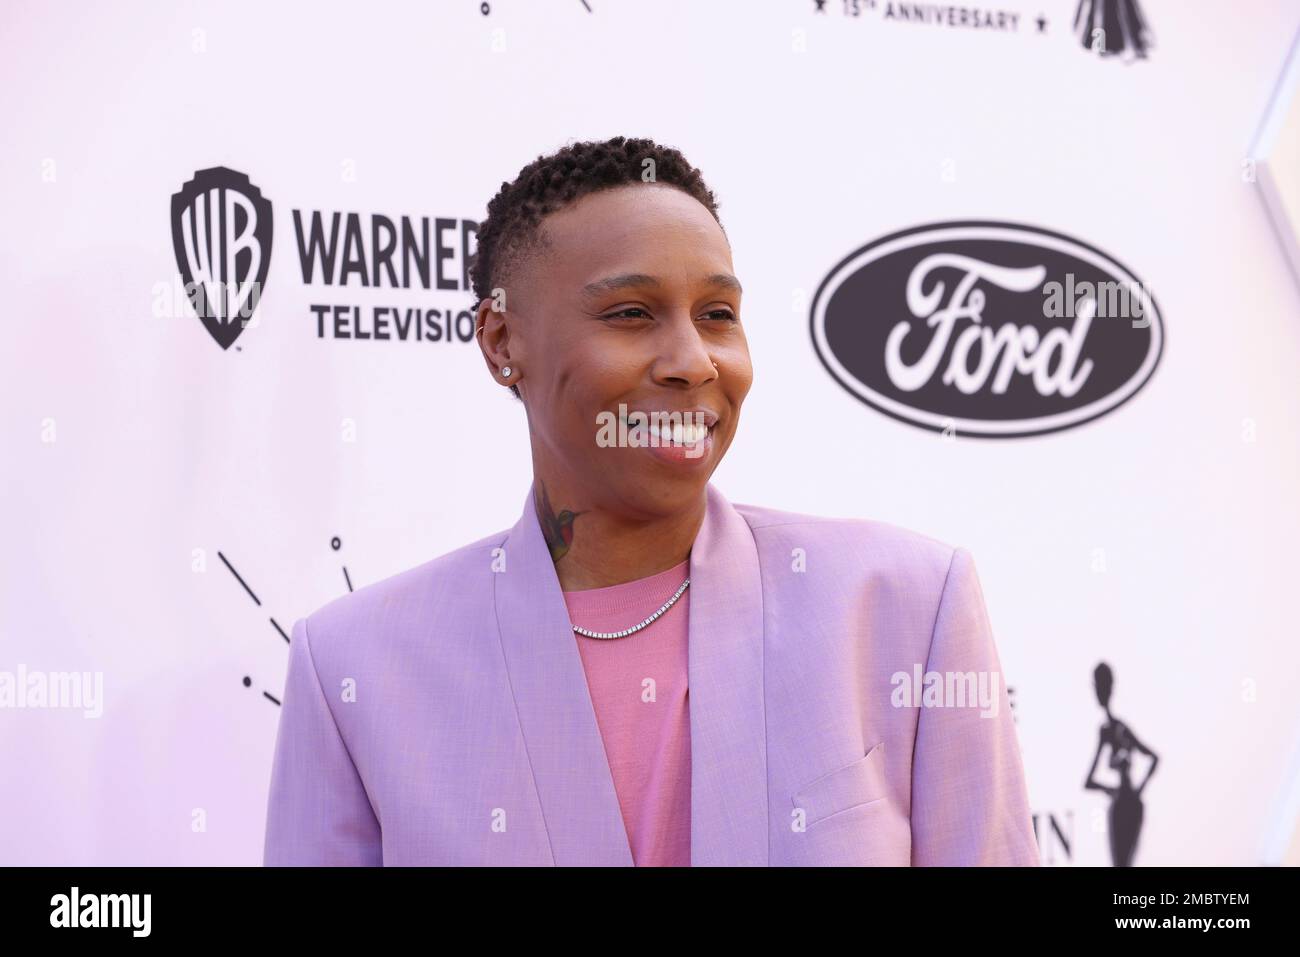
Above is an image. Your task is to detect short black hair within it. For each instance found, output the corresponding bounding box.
[469,136,724,400]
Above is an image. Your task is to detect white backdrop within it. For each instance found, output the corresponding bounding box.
[3,0,1299,866]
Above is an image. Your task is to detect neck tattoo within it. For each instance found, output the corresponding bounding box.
[535,481,584,563]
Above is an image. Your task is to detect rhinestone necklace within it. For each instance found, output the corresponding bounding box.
[571,577,690,640]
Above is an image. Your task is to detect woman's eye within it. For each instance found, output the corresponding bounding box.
[603,307,737,322]
[605,307,650,321]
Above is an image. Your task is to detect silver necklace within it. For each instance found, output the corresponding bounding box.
[571,578,690,640]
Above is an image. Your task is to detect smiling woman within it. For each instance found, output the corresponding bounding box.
[262,135,1041,868]
[467,138,752,589]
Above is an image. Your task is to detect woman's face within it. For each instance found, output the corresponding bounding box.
[497,182,752,516]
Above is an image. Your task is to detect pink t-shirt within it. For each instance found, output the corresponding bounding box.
[562,559,692,866]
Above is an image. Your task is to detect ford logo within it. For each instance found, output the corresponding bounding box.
[810,221,1164,438]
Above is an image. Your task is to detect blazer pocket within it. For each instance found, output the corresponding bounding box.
[792,741,887,827]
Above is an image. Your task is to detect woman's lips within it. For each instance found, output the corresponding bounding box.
[615,412,715,468]
[639,427,713,468]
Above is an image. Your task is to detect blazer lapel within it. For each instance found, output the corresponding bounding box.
[494,482,633,866]
[493,480,769,866]
[688,483,769,865]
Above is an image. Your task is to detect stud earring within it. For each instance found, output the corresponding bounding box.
[501,366,512,378]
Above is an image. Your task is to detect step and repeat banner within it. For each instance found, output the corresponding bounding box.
[3,0,1299,866]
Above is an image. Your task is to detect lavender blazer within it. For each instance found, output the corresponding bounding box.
[264,481,1039,866]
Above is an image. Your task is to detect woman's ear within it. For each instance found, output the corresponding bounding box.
[475,296,518,390]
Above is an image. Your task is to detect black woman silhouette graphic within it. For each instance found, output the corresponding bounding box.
[1074,0,1155,61]
[1084,662,1159,866]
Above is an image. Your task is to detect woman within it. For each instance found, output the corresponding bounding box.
[263,136,1039,866]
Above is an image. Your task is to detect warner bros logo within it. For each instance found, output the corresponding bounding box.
[170,167,273,349]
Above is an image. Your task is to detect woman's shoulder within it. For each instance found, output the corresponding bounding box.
[738,496,961,587]
[734,499,956,560]
[298,527,509,649]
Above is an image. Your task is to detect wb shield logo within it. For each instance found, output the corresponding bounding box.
[170,167,272,349]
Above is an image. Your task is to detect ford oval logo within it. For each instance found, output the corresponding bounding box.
[810,221,1164,438]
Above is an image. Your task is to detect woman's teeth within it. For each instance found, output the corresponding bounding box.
[616,417,711,446]
[647,421,710,445]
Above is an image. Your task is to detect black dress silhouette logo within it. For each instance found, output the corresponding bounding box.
[1074,0,1154,61]
[171,167,273,349]
[1085,662,1158,866]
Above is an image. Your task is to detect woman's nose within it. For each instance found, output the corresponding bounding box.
[651,314,717,388]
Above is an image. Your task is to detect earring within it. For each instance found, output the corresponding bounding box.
[501,366,512,378]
